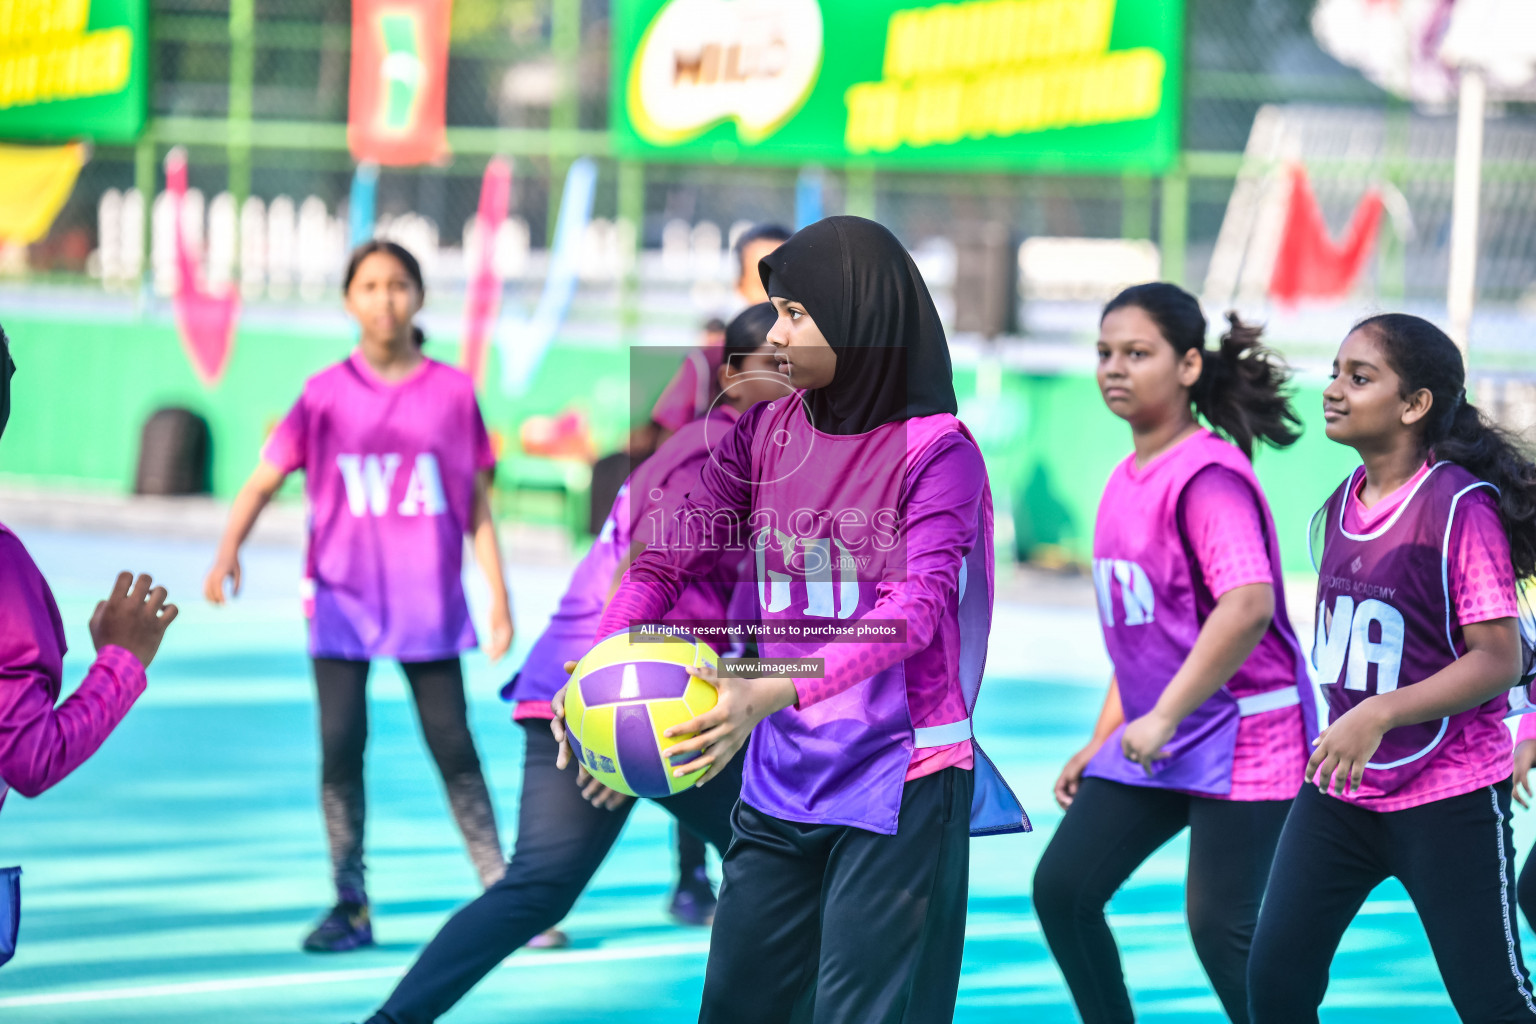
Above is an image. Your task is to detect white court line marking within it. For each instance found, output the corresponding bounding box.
[963,900,1419,941]
[0,901,1428,1009]
[0,940,710,1009]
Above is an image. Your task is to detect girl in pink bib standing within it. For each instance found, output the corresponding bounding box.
[1034,283,1312,1024]
[1247,314,1536,1022]
[205,241,513,953]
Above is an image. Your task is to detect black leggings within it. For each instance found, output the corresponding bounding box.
[1249,780,1536,1023]
[1519,833,1536,938]
[365,721,742,1024]
[1033,777,1290,1024]
[677,824,707,878]
[313,657,503,899]
[699,768,973,1024]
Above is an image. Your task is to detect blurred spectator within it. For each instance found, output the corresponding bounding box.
[642,223,791,451]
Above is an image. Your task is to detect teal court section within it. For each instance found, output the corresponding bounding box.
[0,526,1529,1022]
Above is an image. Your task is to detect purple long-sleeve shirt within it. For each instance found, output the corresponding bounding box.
[597,402,981,783]
[0,525,145,814]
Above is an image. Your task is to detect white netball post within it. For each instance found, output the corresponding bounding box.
[1444,69,1484,359]
[1439,0,1536,356]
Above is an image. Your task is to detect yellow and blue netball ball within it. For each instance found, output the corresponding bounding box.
[564,630,719,798]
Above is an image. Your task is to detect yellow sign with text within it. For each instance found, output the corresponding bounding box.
[846,0,1165,153]
[615,0,1181,173]
[0,0,147,142]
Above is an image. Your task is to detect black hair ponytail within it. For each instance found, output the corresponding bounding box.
[1356,312,1536,580]
[1197,312,1303,457]
[344,239,427,348]
[1102,282,1302,458]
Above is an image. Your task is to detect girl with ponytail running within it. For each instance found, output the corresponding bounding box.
[1034,282,1312,1023]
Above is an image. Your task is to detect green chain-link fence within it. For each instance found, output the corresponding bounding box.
[18,0,1536,309]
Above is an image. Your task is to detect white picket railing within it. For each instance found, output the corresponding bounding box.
[92,190,757,300]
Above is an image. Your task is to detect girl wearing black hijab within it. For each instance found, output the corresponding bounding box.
[580,217,1028,1022]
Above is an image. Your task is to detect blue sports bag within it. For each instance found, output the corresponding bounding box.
[0,865,18,968]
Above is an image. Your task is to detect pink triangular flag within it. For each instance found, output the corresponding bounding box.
[461,157,512,384]
[166,148,240,387]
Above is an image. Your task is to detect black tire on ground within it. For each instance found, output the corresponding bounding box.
[134,408,212,496]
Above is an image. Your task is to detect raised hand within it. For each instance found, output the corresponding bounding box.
[90,572,178,669]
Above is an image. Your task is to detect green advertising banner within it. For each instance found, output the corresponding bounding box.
[0,0,149,144]
[613,0,1183,173]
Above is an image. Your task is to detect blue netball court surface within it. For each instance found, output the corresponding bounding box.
[1,524,1529,1022]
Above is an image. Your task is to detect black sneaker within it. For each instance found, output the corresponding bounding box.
[303,899,375,952]
[667,865,717,927]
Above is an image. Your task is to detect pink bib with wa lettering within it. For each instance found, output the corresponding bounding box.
[1086,430,1313,796]
[263,352,495,660]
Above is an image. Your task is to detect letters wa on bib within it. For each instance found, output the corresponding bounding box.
[1310,461,1527,807]
[1086,429,1316,796]
[263,351,496,661]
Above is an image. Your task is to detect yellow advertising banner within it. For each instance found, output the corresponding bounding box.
[0,140,87,243]
[0,0,148,143]
[614,0,1183,172]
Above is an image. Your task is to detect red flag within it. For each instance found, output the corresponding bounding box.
[461,157,512,384]
[348,0,451,166]
[166,149,239,388]
[1269,164,1384,306]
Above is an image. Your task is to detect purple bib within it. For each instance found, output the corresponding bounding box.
[1085,430,1312,795]
[741,397,1027,836]
[1310,462,1498,795]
